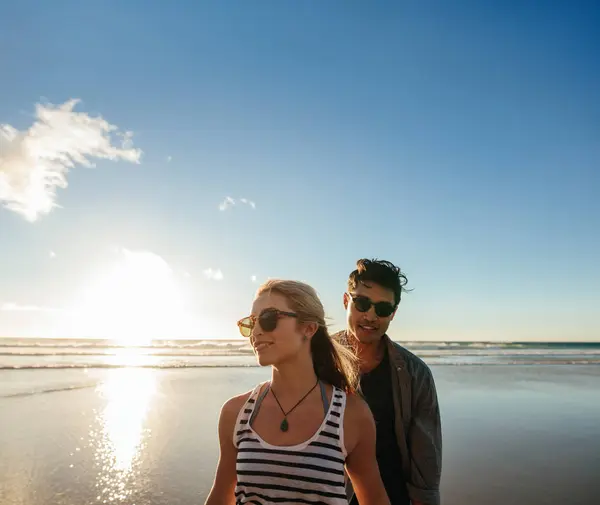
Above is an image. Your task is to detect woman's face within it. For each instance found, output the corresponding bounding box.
[249,292,308,367]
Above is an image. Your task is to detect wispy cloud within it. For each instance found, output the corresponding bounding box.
[166,155,172,163]
[203,268,224,281]
[251,275,257,283]
[218,196,236,211]
[240,198,256,209]
[0,99,142,222]
[49,250,56,259]
[218,196,256,211]
[0,302,63,313]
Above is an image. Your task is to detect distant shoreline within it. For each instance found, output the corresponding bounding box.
[1,337,599,345]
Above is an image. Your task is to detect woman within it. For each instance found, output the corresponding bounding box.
[205,279,390,505]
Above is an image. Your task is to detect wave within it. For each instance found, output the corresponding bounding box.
[2,338,599,372]
[0,382,100,398]
[0,363,258,370]
[2,360,599,371]
[2,338,599,350]
[3,348,600,359]
[0,339,251,350]
[0,349,256,357]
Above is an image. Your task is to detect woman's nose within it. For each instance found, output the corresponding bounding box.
[250,327,263,343]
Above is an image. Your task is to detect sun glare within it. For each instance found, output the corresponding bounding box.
[73,250,192,344]
[92,368,156,502]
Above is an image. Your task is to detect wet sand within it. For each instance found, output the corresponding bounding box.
[1,365,599,505]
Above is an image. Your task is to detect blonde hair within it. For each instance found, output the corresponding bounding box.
[256,279,359,393]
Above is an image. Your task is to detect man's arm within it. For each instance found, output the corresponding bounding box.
[406,364,442,505]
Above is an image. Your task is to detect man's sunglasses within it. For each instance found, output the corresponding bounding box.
[348,294,396,318]
[237,308,298,338]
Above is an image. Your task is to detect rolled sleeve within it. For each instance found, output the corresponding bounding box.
[407,482,440,505]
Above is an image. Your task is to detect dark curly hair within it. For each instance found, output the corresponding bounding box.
[347,258,409,307]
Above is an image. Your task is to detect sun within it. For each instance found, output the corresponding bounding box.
[72,249,191,344]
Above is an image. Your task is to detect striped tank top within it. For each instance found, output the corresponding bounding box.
[234,382,349,505]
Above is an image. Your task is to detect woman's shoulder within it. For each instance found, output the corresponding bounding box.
[343,391,373,423]
[327,385,370,418]
[221,392,250,417]
[220,382,267,418]
[341,391,376,454]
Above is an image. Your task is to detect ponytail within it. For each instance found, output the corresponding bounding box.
[310,326,359,394]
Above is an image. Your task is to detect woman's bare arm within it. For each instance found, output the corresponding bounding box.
[344,394,391,505]
[204,394,248,505]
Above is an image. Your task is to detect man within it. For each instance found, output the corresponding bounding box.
[334,259,442,505]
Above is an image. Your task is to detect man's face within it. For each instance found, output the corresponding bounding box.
[344,281,397,344]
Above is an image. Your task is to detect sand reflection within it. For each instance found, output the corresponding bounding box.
[92,367,156,502]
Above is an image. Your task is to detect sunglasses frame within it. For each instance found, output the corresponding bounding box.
[237,308,298,338]
[347,293,396,318]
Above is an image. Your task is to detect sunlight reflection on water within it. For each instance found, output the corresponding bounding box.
[91,367,156,503]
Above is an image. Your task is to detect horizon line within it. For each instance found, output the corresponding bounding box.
[1,336,599,344]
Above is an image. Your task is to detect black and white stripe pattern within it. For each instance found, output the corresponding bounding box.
[234,384,348,505]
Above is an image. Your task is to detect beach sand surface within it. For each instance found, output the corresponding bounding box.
[1,365,599,505]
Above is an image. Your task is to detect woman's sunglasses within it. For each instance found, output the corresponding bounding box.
[237,308,298,338]
[348,293,396,318]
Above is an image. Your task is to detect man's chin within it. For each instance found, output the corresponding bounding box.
[353,329,384,344]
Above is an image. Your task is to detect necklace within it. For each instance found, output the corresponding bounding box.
[270,379,319,432]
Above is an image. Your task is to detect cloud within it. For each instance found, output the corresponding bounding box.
[0,99,142,222]
[1,302,63,313]
[167,155,172,163]
[240,198,256,209]
[218,196,256,211]
[218,196,236,211]
[251,275,257,283]
[203,268,224,281]
[49,250,56,258]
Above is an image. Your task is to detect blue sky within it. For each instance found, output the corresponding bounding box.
[0,1,598,341]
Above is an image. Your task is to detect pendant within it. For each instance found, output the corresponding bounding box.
[280,418,289,432]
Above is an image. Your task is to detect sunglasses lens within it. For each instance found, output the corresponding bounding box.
[238,317,253,338]
[375,304,395,318]
[259,310,279,332]
[352,295,395,318]
[353,296,372,313]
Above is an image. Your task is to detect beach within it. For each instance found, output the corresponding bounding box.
[1,364,599,505]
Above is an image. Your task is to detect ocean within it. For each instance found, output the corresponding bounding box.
[1,337,599,370]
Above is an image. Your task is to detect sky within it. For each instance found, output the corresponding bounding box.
[0,1,598,342]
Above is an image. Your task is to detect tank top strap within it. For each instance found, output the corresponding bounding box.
[329,386,346,417]
[319,380,330,414]
[233,382,266,448]
[249,382,270,426]
[322,387,347,444]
